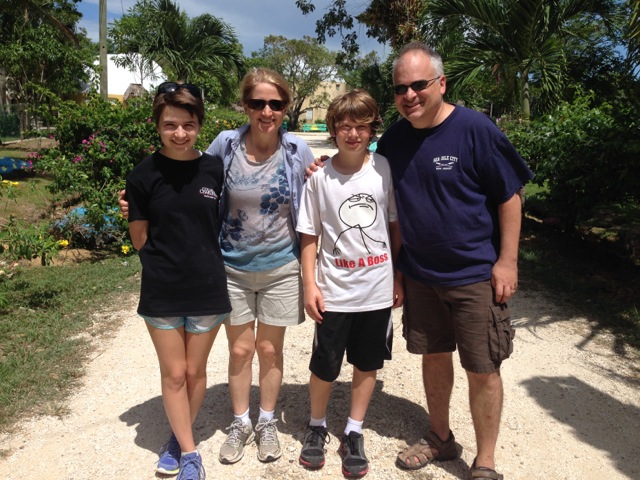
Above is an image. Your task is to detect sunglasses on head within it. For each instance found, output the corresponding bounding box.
[246,99,287,112]
[157,82,203,99]
[393,77,441,96]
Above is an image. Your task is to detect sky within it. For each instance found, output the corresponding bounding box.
[76,0,388,58]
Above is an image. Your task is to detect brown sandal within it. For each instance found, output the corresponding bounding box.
[396,430,458,470]
[467,458,504,480]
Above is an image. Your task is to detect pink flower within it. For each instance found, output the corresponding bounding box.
[73,156,83,163]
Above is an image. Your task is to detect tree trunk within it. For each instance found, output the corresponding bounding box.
[521,76,530,120]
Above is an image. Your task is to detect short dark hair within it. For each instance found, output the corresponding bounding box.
[152,85,205,126]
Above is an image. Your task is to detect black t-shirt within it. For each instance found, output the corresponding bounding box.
[126,151,231,316]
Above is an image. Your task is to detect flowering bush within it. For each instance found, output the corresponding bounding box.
[35,95,247,253]
[36,95,158,251]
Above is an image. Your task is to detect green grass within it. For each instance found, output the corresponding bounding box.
[0,255,142,431]
[0,176,53,222]
[0,149,27,159]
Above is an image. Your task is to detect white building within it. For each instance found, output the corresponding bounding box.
[89,54,166,102]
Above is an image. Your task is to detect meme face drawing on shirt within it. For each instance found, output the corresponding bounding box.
[333,193,387,255]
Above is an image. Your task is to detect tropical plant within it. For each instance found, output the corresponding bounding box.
[0,0,78,44]
[295,0,425,66]
[422,0,617,119]
[338,51,396,124]
[34,95,247,251]
[625,0,640,73]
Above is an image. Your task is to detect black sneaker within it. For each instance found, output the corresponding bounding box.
[299,425,329,469]
[339,432,369,477]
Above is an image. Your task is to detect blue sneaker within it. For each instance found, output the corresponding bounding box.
[176,451,205,480]
[157,433,180,475]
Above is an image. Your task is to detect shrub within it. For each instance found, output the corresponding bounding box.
[0,217,60,266]
[35,95,158,251]
[196,105,247,149]
[502,92,640,228]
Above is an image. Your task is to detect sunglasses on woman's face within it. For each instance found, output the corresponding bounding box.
[246,99,287,112]
[156,82,202,99]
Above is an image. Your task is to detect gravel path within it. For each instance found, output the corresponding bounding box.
[1,133,639,479]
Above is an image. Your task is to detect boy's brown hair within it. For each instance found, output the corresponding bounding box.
[325,89,381,147]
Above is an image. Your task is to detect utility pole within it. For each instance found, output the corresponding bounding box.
[99,0,108,99]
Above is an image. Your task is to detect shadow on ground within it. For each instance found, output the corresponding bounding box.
[522,375,640,479]
[119,380,429,450]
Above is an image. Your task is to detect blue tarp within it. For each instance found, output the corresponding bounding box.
[55,207,119,231]
[0,157,30,175]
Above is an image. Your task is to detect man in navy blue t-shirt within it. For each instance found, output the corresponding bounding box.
[382,42,533,480]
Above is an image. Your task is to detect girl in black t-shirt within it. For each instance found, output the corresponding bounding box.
[126,83,230,480]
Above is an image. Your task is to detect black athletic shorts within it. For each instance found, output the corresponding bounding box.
[309,307,393,382]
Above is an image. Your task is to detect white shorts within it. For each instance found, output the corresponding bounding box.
[225,259,305,327]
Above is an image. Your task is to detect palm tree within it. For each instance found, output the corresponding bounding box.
[423,0,615,119]
[628,0,640,72]
[150,0,244,86]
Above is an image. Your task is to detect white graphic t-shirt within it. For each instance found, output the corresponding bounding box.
[296,152,397,311]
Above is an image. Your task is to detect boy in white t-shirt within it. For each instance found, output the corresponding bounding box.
[296,89,404,477]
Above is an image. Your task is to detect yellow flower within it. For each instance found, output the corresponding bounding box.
[121,245,131,255]
[58,240,69,248]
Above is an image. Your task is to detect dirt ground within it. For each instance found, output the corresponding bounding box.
[1,133,639,479]
[0,288,638,480]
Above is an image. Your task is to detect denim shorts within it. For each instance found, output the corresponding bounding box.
[141,313,230,334]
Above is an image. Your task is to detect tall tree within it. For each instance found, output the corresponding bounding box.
[251,35,337,130]
[626,0,640,73]
[295,0,413,66]
[109,0,245,97]
[0,0,92,131]
[357,0,425,49]
[338,51,395,124]
[0,0,79,44]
